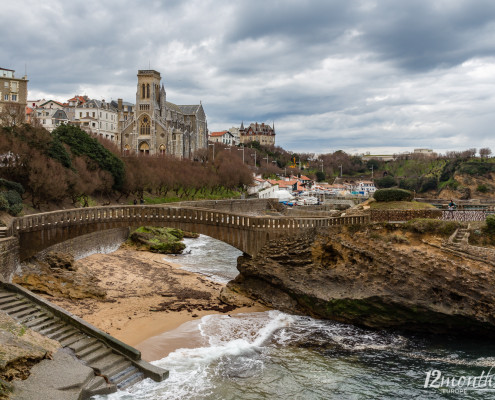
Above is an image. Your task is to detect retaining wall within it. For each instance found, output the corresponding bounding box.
[0,237,19,282]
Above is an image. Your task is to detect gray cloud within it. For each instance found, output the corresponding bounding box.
[3,0,495,154]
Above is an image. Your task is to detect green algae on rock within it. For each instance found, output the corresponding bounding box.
[128,226,198,254]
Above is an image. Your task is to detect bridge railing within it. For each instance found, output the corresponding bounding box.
[12,205,372,235]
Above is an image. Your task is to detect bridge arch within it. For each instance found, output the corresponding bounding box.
[11,205,367,262]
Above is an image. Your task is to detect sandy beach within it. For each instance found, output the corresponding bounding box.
[45,248,267,361]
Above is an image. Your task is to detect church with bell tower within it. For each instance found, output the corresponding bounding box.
[118,69,207,158]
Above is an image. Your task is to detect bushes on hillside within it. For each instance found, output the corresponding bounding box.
[485,215,495,236]
[53,125,125,190]
[375,175,396,188]
[374,188,414,202]
[0,179,24,215]
[405,219,461,236]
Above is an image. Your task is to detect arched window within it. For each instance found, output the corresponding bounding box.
[123,144,131,156]
[146,84,150,98]
[140,116,150,135]
[141,83,145,99]
[159,144,166,155]
[139,141,150,155]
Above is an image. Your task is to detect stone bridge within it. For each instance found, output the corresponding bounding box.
[10,205,369,262]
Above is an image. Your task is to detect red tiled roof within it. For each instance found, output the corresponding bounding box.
[210,131,228,137]
[25,107,33,114]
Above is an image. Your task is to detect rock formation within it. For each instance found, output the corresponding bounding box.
[224,225,495,337]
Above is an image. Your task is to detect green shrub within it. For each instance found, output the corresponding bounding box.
[477,184,490,193]
[405,219,461,236]
[0,194,9,211]
[419,177,438,193]
[4,190,22,206]
[374,188,414,202]
[53,125,125,190]
[316,171,326,182]
[375,175,396,189]
[485,215,495,235]
[8,203,23,216]
[398,178,419,191]
[48,137,72,168]
[0,178,24,194]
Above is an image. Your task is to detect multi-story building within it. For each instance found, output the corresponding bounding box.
[0,68,28,123]
[209,130,235,145]
[239,122,275,145]
[74,99,119,142]
[119,69,207,157]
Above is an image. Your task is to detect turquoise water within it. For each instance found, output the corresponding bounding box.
[95,236,495,400]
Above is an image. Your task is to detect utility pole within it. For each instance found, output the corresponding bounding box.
[208,143,215,161]
[264,156,269,166]
[370,165,374,180]
[251,152,257,167]
[338,164,343,177]
[238,145,245,163]
[320,160,324,172]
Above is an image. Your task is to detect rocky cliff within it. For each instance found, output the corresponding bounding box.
[224,225,495,337]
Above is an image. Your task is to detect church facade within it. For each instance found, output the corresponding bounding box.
[118,70,207,158]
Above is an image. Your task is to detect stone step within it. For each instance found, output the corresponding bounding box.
[0,292,17,300]
[9,305,40,320]
[47,325,76,341]
[19,310,46,324]
[105,360,133,383]
[24,314,52,328]
[110,365,139,386]
[29,318,60,332]
[59,332,87,347]
[69,337,99,353]
[92,354,127,376]
[77,341,105,359]
[38,322,67,336]
[0,295,20,306]
[83,347,113,364]
[117,371,144,390]
[0,301,32,314]
[84,376,116,397]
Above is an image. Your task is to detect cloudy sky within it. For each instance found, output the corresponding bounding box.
[3,0,495,154]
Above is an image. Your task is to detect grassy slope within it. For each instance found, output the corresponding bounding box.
[370,201,437,210]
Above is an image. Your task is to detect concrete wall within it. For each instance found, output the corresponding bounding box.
[0,237,19,282]
[35,227,129,261]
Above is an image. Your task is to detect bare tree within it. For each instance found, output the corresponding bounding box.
[0,103,25,127]
[480,147,492,158]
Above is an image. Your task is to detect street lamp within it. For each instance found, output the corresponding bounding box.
[251,152,257,167]
[208,143,215,161]
[320,160,324,172]
[238,145,245,163]
[338,165,343,177]
[369,165,374,180]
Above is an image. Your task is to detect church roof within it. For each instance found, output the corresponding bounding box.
[178,105,200,115]
[166,101,182,113]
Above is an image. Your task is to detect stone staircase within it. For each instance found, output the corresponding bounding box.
[0,227,8,238]
[449,227,469,248]
[0,285,167,398]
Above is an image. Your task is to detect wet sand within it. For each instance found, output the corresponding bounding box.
[46,248,267,361]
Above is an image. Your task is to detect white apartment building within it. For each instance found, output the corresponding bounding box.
[74,99,119,142]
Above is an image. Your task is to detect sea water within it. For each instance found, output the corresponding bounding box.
[95,235,495,400]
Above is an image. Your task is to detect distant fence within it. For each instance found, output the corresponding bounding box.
[370,209,442,222]
[441,210,488,222]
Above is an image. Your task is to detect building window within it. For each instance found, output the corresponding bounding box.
[146,84,150,98]
[3,82,7,88]
[3,94,8,101]
[142,84,146,99]
[92,112,95,117]
[159,144,166,155]
[79,112,82,117]
[140,116,150,135]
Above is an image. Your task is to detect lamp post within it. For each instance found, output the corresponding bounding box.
[264,156,269,166]
[320,160,324,172]
[369,165,374,180]
[238,145,245,163]
[338,164,343,177]
[251,152,257,167]
[208,143,215,161]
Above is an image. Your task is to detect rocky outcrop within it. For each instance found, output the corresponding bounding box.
[127,226,198,254]
[13,252,105,300]
[225,226,495,337]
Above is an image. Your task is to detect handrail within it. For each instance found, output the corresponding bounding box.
[12,205,369,234]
